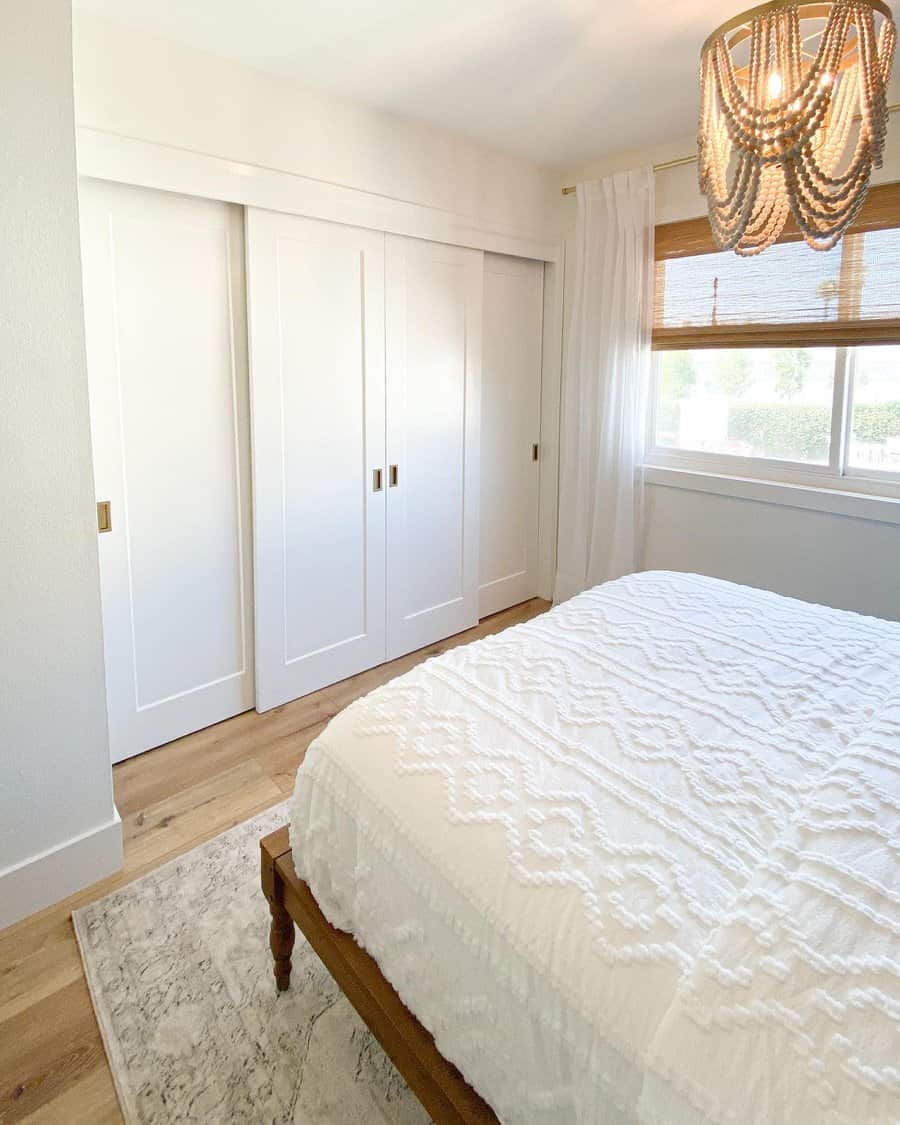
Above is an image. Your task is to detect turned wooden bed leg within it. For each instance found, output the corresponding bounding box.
[269,896,295,991]
[261,827,296,993]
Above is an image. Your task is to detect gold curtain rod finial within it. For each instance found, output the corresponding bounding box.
[559,152,698,194]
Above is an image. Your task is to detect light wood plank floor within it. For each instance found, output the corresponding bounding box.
[0,598,549,1125]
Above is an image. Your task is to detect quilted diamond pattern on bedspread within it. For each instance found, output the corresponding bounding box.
[291,571,900,1125]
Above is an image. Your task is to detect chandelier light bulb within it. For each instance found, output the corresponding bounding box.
[698,0,896,256]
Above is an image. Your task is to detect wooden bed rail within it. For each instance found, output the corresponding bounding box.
[260,827,499,1125]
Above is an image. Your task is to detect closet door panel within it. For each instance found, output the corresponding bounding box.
[247,210,386,711]
[386,236,482,660]
[80,180,254,762]
[480,254,543,617]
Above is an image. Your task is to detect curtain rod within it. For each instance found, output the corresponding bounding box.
[560,102,900,195]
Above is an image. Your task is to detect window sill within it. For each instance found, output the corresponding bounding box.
[643,463,900,527]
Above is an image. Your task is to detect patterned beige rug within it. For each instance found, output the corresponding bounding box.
[74,802,430,1124]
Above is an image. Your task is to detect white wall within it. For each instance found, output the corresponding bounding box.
[0,0,122,928]
[557,133,708,227]
[73,13,557,243]
[643,484,900,621]
[556,109,900,623]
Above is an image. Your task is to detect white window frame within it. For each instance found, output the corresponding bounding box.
[645,344,900,502]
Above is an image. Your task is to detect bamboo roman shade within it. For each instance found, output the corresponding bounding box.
[653,182,900,350]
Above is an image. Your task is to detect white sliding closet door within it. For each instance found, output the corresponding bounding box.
[479,254,543,617]
[385,236,483,660]
[247,210,386,712]
[80,180,254,763]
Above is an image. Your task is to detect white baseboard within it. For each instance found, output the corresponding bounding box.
[0,810,123,929]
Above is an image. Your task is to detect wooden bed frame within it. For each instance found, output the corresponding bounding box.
[261,826,499,1125]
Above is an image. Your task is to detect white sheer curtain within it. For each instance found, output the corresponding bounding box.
[554,168,655,604]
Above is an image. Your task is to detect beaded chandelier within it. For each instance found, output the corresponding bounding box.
[699,0,896,255]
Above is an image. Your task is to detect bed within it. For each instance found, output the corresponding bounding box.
[261,570,900,1125]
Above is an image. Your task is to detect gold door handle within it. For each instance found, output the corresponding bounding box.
[97,501,112,533]
[373,468,383,492]
[389,464,399,487]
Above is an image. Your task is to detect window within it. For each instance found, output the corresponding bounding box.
[848,347,900,475]
[655,347,838,465]
[649,183,900,492]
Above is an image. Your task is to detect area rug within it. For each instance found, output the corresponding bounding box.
[73,802,430,1124]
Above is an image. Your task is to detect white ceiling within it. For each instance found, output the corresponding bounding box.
[74,0,897,168]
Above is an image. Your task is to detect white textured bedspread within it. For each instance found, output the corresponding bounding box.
[290,571,900,1125]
